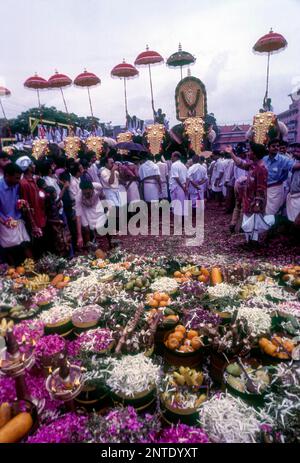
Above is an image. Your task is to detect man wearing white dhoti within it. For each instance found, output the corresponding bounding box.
[263,139,300,215]
[155,155,169,200]
[169,152,188,217]
[187,155,208,208]
[138,155,161,203]
[211,153,225,205]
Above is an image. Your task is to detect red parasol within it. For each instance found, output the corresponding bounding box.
[135,45,164,120]
[111,60,139,126]
[253,29,288,105]
[0,86,11,120]
[74,69,101,118]
[48,71,72,114]
[24,73,48,108]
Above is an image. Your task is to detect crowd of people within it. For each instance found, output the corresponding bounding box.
[0,136,299,265]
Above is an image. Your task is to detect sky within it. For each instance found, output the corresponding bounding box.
[0,0,299,127]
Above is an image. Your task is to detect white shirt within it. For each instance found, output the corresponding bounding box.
[157,161,168,182]
[100,167,120,189]
[187,164,208,195]
[88,163,100,183]
[223,159,235,187]
[169,160,187,192]
[69,175,80,201]
[138,160,160,181]
[75,183,106,229]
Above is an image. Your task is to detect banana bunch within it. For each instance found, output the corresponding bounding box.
[0,318,14,337]
[172,367,204,387]
[23,258,35,274]
[25,274,50,292]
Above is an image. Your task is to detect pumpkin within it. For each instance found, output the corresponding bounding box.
[211,267,223,286]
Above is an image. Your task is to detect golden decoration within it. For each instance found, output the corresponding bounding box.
[86,136,104,159]
[175,77,207,121]
[116,131,133,155]
[183,117,205,155]
[253,111,276,144]
[145,124,165,155]
[64,136,81,158]
[32,139,49,159]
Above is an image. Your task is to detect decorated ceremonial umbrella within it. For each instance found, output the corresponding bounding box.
[115,141,148,152]
[111,60,139,126]
[167,43,196,80]
[48,71,72,114]
[24,73,48,108]
[253,29,288,104]
[134,45,164,120]
[0,86,11,120]
[74,69,101,119]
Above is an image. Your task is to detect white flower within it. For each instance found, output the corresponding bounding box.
[236,307,272,336]
[199,393,266,443]
[150,277,178,294]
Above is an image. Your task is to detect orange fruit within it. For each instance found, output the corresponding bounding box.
[16,266,25,275]
[198,275,209,283]
[149,299,159,308]
[160,293,169,301]
[159,301,169,307]
[187,330,199,340]
[185,271,192,278]
[169,331,184,341]
[201,267,210,277]
[153,293,162,302]
[174,271,182,278]
[175,325,186,334]
[167,338,180,350]
[191,337,203,350]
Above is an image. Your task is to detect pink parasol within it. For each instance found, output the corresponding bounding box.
[135,45,164,120]
[253,29,288,104]
[74,69,101,118]
[48,71,72,114]
[111,60,139,125]
[24,73,48,108]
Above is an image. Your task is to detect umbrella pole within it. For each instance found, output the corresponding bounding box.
[0,99,7,120]
[148,64,155,121]
[60,87,69,114]
[123,77,128,127]
[180,66,183,81]
[265,52,271,100]
[37,89,41,108]
[87,87,94,119]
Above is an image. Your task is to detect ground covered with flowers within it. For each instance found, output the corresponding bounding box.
[0,206,299,444]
